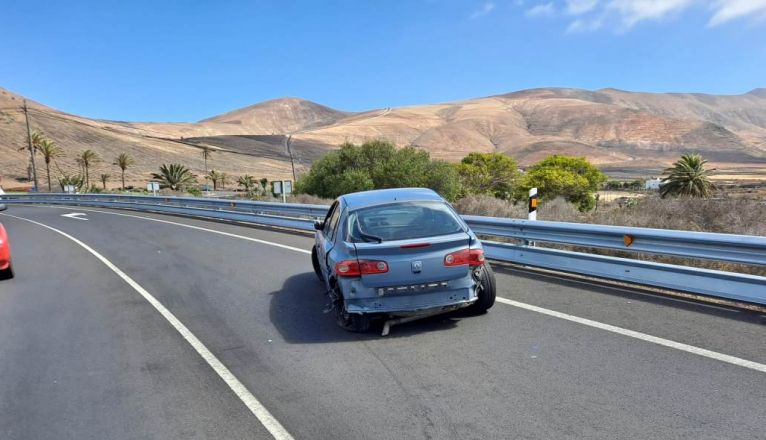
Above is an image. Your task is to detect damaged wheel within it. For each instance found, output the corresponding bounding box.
[335,306,371,333]
[330,285,370,332]
[469,262,496,313]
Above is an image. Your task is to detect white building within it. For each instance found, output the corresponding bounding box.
[645,178,662,190]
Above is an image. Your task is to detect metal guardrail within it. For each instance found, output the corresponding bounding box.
[3,193,765,305]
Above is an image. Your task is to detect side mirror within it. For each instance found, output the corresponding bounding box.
[0,204,6,212]
[314,220,324,231]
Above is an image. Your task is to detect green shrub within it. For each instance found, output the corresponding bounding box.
[517,155,607,211]
[295,140,462,201]
[456,152,520,199]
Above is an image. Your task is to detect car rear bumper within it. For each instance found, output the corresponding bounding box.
[341,278,477,315]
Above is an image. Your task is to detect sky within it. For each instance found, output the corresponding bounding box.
[1,0,765,121]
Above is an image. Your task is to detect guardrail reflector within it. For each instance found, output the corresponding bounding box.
[624,234,634,247]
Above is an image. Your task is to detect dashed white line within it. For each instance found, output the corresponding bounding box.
[3,213,295,440]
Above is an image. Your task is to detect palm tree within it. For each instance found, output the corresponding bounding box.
[114,153,135,190]
[207,169,222,191]
[219,172,229,190]
[152,164,197,191]
[100,174,110,190]
[259,178,268,195]
[37,139,63,191]
[238,175,256,193]
[18,130,46,153]
[78,149,100,188]
[660,154,716,198]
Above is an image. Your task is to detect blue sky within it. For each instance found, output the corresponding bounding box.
[1,0,764,121]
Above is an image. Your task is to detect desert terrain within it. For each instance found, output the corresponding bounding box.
[2,86,765,190]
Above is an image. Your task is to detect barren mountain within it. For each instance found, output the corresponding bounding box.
[2,86,765,190]
[0,88,304,189]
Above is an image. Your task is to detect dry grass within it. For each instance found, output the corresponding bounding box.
[287,193,334,205]
[455,194,766,277]
[454,195,583,221]
[589,196,766,236]
[455,194,766,236]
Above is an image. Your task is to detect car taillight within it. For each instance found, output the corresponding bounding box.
[444,249,485,267]
[335,260,389,277]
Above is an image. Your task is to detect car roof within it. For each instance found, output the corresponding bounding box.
[339,188,444,210]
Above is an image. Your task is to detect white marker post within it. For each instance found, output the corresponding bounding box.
[527,187,538,247]
[283,180,292,203]
[528,187,538,221]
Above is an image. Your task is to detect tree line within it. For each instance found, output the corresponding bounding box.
[295,140,716,211]
[20,133,715,206]
[19,132,276,195]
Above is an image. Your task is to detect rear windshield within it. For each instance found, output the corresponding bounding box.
[347,201,464,242]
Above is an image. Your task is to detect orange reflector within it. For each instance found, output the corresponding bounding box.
[530,198,538,209]
[623,234,634,247]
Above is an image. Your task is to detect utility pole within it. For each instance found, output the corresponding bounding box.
[284,134,297,183]
[22,100,40,191]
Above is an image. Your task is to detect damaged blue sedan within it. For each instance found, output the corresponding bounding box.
[311,188,496,334]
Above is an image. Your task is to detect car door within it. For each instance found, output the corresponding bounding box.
[316,200,342,283]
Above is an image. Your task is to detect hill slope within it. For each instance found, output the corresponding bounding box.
[2,86,765,189]
[0,88,310,189]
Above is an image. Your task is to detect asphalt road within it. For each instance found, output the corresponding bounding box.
[1,205,764,440]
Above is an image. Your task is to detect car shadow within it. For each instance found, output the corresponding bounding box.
[268,272,471,343]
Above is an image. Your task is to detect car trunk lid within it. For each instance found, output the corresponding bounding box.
[352,232,472,288]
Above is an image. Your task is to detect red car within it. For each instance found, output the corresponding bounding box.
[0,204,13,280]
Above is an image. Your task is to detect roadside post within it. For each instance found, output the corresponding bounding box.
[527,187,538,246]
[273,181,283,202]
[147,181,160,196]
[283,180,292,203]
[528,188,538,221]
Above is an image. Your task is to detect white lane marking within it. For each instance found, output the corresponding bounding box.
[61,212,88,221]
[17,206,766,374]
[39,205,310,255]
[496,297,766,374]
[2,213,295,440]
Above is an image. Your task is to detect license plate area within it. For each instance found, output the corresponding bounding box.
[377,281,449,296]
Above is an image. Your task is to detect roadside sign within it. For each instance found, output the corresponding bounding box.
[64,185,76,194]
[283,180,292,194]
[147,181,160,195]
[273,181,283,194]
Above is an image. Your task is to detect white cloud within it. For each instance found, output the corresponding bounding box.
[470,2,496,19]
[566,0,599,15]
[606,0,694,28]
[520,0,766,31]
[709,0,766,26]
[567,17,604,31]
[526,2,557,16]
